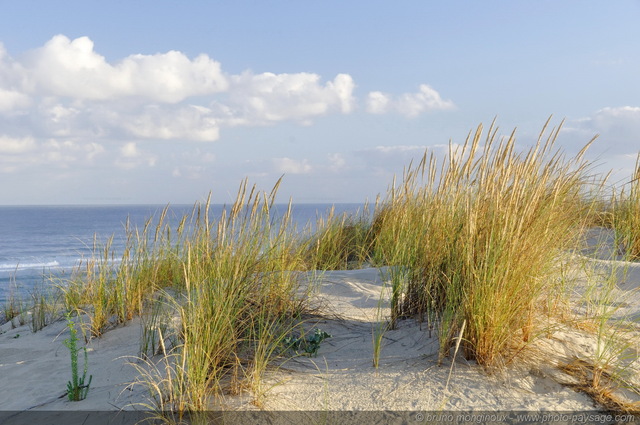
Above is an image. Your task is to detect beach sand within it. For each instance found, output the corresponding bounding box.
[1,228,639,423]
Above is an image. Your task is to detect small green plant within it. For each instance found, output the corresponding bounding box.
[373,272,392,369]
[284,328,331,357]
[140,293,173,359]
[3,274,24,328]
[245,311,303,408]
[63,313,92,401]
[29,280,58,333]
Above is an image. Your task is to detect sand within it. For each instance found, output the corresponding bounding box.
[1,227,639,423]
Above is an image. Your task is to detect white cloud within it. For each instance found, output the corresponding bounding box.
[359,144,428,162]
[589,106,640,139]
[0,33,459,187]
[229,72,355,123]
[350,143,466,178]
[565,106,640,155]
[42,142,77,166]
[560,106,640,184]
[0,136,106,174]
[272,157,313,174]
[366,91,391,114]
[118,104,221,141]
[366,84,455,117]
[0,43,30,114]
[19,35,358,129]
[330,73,356,114]
[0,36,369,143]
[84,142,106,160]
[115,142,157,169]
[0,88,30,112]
[120,142,138,158]
[38,101,85,137]
[39,139,106,166]
[25,35,228,102]
[327,152,347,172]
[0,135,36,154]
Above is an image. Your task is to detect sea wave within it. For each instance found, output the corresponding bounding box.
[0,260,62,272]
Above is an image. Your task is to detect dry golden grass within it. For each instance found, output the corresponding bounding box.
[611,154,640,259]
[560,358,640,415]
[58,179,312,416]
[370,119,597,367]
[12,120,640,417]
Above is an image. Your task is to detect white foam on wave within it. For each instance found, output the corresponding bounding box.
[0,260,61,272]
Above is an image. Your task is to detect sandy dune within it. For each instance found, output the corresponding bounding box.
[1,228,639,423]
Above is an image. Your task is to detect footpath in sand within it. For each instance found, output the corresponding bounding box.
[263,267,597,412]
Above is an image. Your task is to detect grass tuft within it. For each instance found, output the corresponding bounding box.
[370,119,597,367]
[302,205,375,271]
[611,154,640,259]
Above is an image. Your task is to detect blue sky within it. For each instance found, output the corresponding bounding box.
[0,1,639,204]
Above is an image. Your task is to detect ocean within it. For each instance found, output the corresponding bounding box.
[0,203,367,305]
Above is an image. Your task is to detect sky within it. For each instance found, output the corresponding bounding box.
[0,1,639,205]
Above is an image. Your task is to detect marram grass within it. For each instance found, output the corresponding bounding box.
[611,154,640,260]
[302,204,375,270]
[55,178,312,415]
[7,120,640,415]
[370,119,598,367]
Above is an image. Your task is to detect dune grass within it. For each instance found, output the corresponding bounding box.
[610,154,640,260]
[7,120,640,415]
[559,250,640,414]
[2,289,24,328]
[58,178,312,417]
[58,204,188,338]
[369,119,598,367]
[302,204,375,271]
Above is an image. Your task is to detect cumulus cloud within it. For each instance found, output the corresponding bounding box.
[565,106,640,155]
[327,152,347,172]
[346,143,467,178]
[118,104,221,141]
[0,88,30,112]
[0,43,30,114]
[366,91,391,115]
[0,135,106,174]
[229,72,355,124]
[41,139,105,162]
[0,33,457,182]
[24,35,228,102]
[366,84,455,117]
[272,157,313,174]
[0,135,35,154]
[115,141,157,169]
[37,101,87,137]
[586,106,640,141]
[358,145,429,165]
[120,142,138,158]
[0,35,377,144]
